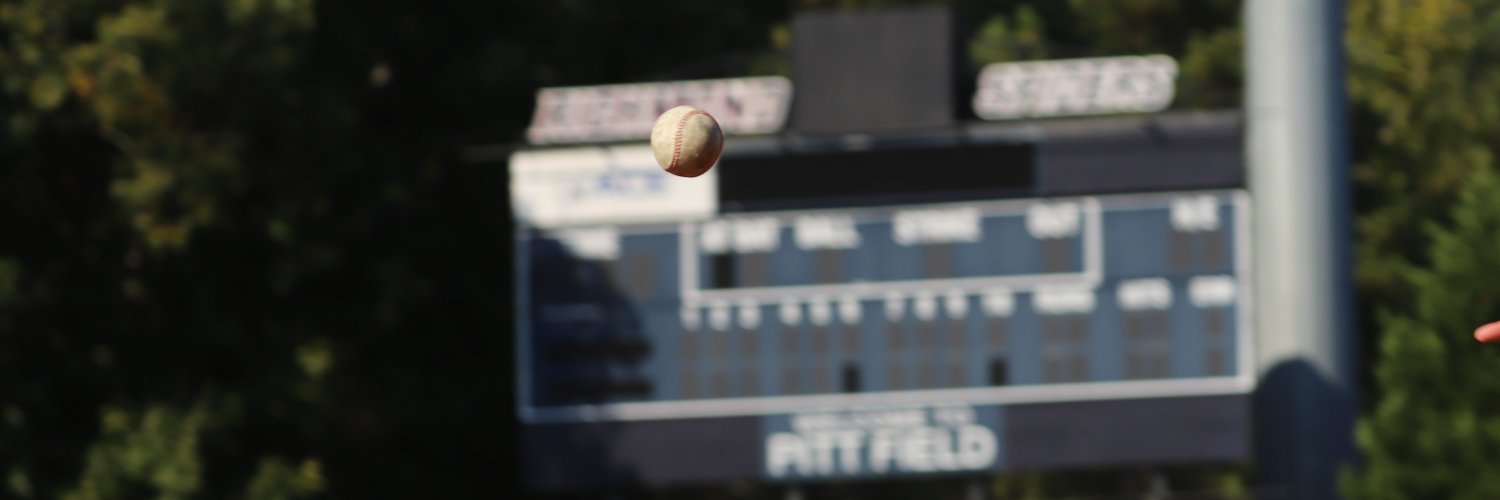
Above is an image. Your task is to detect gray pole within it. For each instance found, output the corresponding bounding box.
[1245,1,1356,499]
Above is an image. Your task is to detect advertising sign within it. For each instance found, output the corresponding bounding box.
[526,76,793,145]
[508,145,717,228]
[973,55,1178,120]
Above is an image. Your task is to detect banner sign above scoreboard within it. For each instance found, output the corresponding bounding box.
[972,55,1178,121]
[526,76,793,145]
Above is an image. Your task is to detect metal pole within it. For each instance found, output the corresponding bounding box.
[1245,0,1357,499]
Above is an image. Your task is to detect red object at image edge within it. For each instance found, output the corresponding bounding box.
[1476,321,1500,343]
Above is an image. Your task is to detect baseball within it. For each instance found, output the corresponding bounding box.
[650,105,724,178]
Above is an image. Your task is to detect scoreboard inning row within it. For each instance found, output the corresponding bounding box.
[518,189,1252,423]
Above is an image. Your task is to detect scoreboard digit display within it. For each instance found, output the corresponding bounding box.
[521,192,1250,419]
[510,113,1251,489]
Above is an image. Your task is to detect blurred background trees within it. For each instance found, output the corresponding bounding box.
[1,0,1496,498]
[1341,0,1500,497]
[1,0,789,497]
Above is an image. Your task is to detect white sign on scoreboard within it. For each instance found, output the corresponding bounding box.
[526,76,793,145]
[509,145,717,228]
[972,55,1178,120]
[764,404,1002,479]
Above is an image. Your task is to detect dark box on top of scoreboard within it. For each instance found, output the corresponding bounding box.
[790,7,968,135]
[716,141,1035,212]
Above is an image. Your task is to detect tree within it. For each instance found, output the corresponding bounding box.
[1341,0,1500,496]
[1,0,787,498]
[1341,167,1500,499]
[1346,0,1500,311]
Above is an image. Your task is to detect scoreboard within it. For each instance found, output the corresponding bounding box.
[510,112,1252,489]
[519,191,1251,421]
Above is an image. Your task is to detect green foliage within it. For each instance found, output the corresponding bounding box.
[1342,1,1500,495]
[1342,168,1500,499]
[969,6,1048,65]
[1,0,316,251]
[0,258,18,306]
[59,401,323,500]
[1347,0,1500,303]
[243,457,323,500]
[0,0,788,498]
[64,404,210,500]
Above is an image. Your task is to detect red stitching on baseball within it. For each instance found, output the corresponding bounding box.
[669,109,708,173]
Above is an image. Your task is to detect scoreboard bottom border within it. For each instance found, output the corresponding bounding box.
[520,374,1253,423]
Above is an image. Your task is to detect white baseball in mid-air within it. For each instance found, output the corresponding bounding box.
[650,105,724,178]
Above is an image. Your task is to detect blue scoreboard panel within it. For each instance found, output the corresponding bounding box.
[520,191,1250,421]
